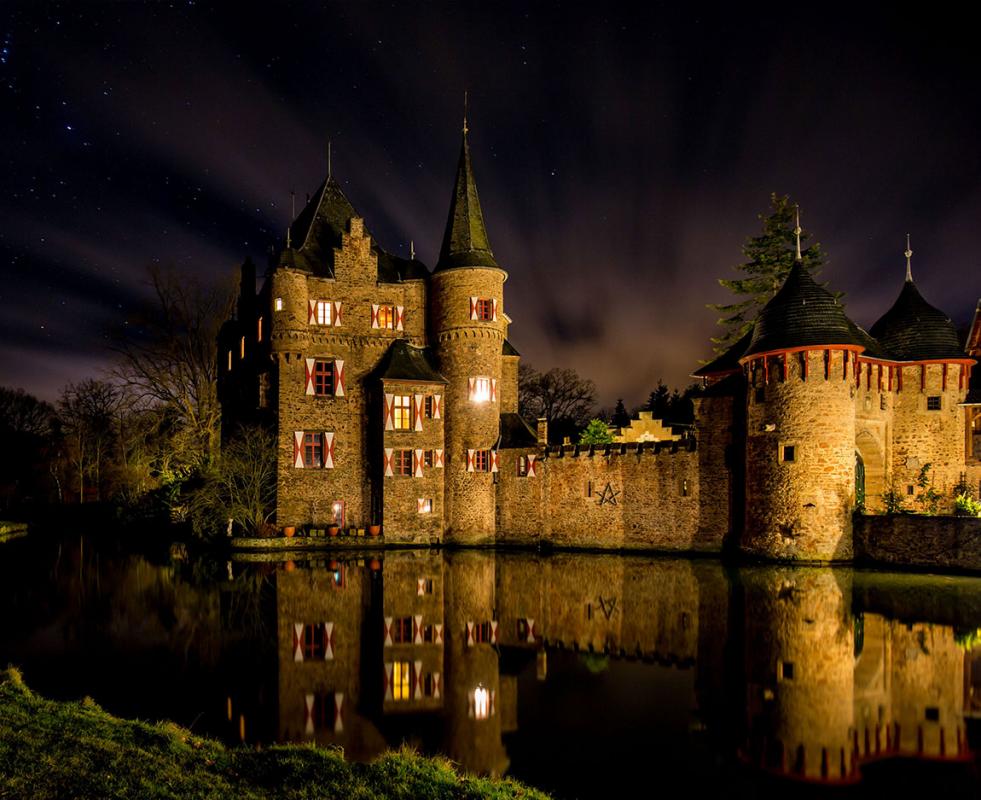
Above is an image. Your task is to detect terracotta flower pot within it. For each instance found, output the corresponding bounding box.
[283,525,295,538]
[368,524,381,537]
[369,558,382,571]
[327,524,340,537]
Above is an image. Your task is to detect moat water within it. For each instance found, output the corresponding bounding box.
[2,532,980,798]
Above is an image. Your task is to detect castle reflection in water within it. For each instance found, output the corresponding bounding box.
[217,550,981,787]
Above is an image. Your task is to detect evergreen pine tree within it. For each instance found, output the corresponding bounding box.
[611,399,630,429]
[708,193,827,354]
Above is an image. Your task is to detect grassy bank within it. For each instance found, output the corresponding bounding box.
[0,669,548,799]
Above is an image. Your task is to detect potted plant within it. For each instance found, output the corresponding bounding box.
[367,523,381,537]
[327,523,340,537]
[283,525,296,538]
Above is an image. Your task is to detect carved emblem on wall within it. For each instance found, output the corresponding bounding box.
[597,482,620,506]
[597,596,617,619]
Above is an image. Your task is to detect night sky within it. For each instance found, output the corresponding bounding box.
[3,2,980,406]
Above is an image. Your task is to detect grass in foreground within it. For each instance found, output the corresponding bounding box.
[0,669,549,800]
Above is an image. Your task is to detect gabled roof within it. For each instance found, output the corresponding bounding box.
[869,279,966,362]
[743,262,864,358]
[499,412,538,448]
[502,339,520,357]
[435,130,499,272]
[375,340,447,384]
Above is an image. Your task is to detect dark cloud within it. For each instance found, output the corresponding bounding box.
[1,2,980,405]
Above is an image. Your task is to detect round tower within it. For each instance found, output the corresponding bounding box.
[431,120,506,544]
[741,214,863,561]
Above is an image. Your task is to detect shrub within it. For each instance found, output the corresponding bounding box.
[954,493,981,517]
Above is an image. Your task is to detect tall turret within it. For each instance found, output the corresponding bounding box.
[741,210,862,561]
[431,116,507,543]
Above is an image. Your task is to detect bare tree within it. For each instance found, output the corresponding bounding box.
[112,266,235,470]
[519,363,597,442]
[58,379,121,502]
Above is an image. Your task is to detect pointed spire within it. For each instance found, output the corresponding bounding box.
[435,102,499,271]
[463,90,469,135]
[327,139,332,180]
[410,240,416,261]
[905,233,913,282]
[794,205,802,263]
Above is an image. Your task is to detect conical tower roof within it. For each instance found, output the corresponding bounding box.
[743,262,864,358]
[869,278,965,361]
[435,128,499,271]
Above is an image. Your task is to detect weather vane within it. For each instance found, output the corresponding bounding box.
[794,205,802,262]
[905,233,913,282]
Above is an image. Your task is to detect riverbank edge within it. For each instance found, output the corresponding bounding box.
[0,668,549,800]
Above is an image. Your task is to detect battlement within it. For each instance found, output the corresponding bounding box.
[541,438,697,459]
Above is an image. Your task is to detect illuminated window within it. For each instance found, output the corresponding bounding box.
[240,336,246,358]
[392,661,412,701]
[471,377,491,403]
[303,433,323,468]
[418,498,432,514]
[227,350,232,371]
[394,449,413,477]
[927,396,941,411]
[377,304,395,329]
[257,316,263,342]
[330,500,345,527]
[680,478,690,497]
[419,578,434,595]
[473,685,490,719]
[424,395,435,418]
[303,623,327,659]
[313,360,335,396]
[312,300,333,326]
[475,298,493,320]
[274,297,283,311]
[517,456,527,476]
[392,617,413,644]
[474,450,490,472]
[393,395,411,430]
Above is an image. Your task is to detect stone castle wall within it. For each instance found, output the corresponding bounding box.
[854,513,981,572]
[744,350,856,561]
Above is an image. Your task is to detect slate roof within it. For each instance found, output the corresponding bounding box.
[435,130,499,272]
[692,330,753,378]
[869,279,967,362]
[502,339,520,357]
[743,262,864,358]
[375,340,447,384]
[499,412,538,448]
[278,176,430,282]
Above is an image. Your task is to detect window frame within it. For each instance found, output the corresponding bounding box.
[377,304,396,330]
[394,449,413,477]
[474,449,490,472]
[392,660,412,701]
[313,359,335,396]
[391,617,413,644]
[303,432,324,468]
[393,395,411,430]
[926,395,942,411]
[475,298,493,321]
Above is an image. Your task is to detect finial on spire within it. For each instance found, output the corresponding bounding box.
[463,91,469,136]
[904,233,913,282]
[794,205,802,262]
[327,139,332,180]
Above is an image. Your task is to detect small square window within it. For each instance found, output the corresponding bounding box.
[418,498,433,514]
[781,445,796,463]
[907,485,915,496]
[780,661,795,680]
[473,449,490,472]
[927,396,941,411]
[925,706,940,722]
[275,297,284,311]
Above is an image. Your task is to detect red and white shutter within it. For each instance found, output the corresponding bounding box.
[466,621,475,647]
[468,377,476,401]
[333,693,344,733]
[384,393,395,430]
[434,448,444,468]
[434,623,443,644]
[432,394,442,419]
[304,693,315,735]
[383,663,393,700]
[413,394,424,431]
[333,301,343,327]
[491,298,498,321]
[293,622,305,662]
[490,450,499,473]
[491,620,499,644]
[334,360,345,396]
[323,621,334,660]
[491,378,498,402]
[417,578,426,596]
[305,358,316,395]
[526,618,536,643]
[469,296,479,320]
[308,300,317,325]
[294,432,305,468]
[383,617,393,646]
[395,306,405,331]
[383,448,394,478]
[432,672,441,699]
[371,303,380,329]
[527,454,537,477]
[414,660,423,698]
[416,497,427,514]
[413,449,424,478]
[323,432,335,469]
[413,615,423,645]
[466,449,476,472]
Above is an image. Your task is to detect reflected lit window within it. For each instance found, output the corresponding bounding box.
[257,316,263,342]
[311,692,338,731]
[303,623,327,659]
[473,685,489,720]
[392,661,412,701]
[240,336,246,358]
[227,350,232,371]
[392,617,413,644]
[418,498,433,514]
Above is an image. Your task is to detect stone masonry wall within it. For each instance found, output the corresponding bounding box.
[744,350,856,561]
[499,354,519,414]
[692,394,735,549]
[854,513,981,572]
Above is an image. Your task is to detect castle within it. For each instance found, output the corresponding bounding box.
[218,121,981,561]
